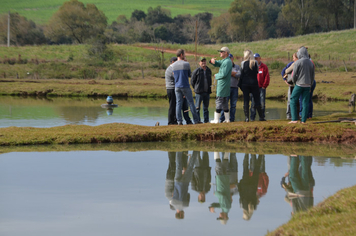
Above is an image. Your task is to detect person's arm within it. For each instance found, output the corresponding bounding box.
[215,60,231,80]
[292,62,299,84]
[191,68,198,88]
[210,58,222,67]
[232,65,241,78]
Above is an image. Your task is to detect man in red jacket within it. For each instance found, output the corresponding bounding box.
[250,53,270,121]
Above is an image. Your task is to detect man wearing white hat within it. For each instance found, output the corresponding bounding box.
[209,47,233,123]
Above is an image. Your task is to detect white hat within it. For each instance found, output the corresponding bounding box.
[217,47,230,54]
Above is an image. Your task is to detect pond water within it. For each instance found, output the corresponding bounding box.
[1,145,355,236]
[0,96,349,127]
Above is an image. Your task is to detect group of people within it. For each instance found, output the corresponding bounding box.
[165,47,270,125]
[165,151,269,224]
[165,46,315,125]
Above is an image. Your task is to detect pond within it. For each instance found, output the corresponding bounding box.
[0,96,349,127]
[0,143,355,236]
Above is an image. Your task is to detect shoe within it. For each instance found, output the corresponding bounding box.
[256,106,266,121]
[243,106,249,122]
[195,121,203,124]
[223,112,230,123]
[210,112,221,124]
[178,122,183,125]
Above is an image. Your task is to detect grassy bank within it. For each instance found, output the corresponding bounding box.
[267,185,356,236]
[1,70,355,100]
[1,141,355,159]
[1,113,355,146]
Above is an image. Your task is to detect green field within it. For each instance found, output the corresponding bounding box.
[151,29,356,62]
[0,0,232,24]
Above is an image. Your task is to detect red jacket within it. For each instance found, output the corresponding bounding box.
[257,62,270,88]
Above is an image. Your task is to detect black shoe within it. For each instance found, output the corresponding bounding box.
[178,122,183,125]
[259,118,267,121]
[245,117,249,122]
[195,121,203,124]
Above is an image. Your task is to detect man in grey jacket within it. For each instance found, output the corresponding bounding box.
[289,46,315,124]
[220,54,241,122]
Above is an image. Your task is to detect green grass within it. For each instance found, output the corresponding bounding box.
[0,112,355,146]
[146,29,356,62]
[0,0,232,24]
[267,185,356,236]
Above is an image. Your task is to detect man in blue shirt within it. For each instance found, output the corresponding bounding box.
[172,49,202,125]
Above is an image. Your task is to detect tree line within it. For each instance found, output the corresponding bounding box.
[0,0,354,46]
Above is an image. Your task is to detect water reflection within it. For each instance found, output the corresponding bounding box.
[282,155,315,214]
[209,152,235,224]
[1,148,356,236]
[170,151,197,219]
[0,96,349,127]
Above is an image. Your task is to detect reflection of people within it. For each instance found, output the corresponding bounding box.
[165,152,176,203]
[228,153,239,197]
[238,154,262,220]
[283,155,315,214]
[257,154,269,199]
[170,151,198,219]
[191,151,211,203]
[209,152,232,225]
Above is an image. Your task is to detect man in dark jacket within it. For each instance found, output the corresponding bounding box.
[191,57,212,123]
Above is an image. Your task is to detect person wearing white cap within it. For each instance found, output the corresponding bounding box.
[209,47,233,123]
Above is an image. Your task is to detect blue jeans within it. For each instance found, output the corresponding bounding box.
[175,87,200,124]
[250,88,266,121]
[195,92,210,123]
[220,87,239,122]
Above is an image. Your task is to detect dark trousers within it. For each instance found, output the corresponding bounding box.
[241,84,261,109]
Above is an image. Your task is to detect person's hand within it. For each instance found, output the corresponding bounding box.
[231,71,237,77]
[262,87,266,89]
[284,80,289,85]
[210,58,216,64]
[214,74,216,78]
[209,207,215,213]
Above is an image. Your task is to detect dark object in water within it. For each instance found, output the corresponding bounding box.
[101,104,118,108]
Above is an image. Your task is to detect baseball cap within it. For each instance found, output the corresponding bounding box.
[229,54,233,58]
[218,47,230,54]
[199,57,206,61]
[254,53,261,58]
[170,57,178,63]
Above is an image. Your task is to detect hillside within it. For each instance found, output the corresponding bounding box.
[0,0,232,24]
[150,29,356,62]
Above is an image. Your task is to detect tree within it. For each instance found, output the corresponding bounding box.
[282,0,315,35]
[229,0,267,41]
[131,10,146,21]
[209,13,235,43]
[45,0,107,44]
[145,6,172,25]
